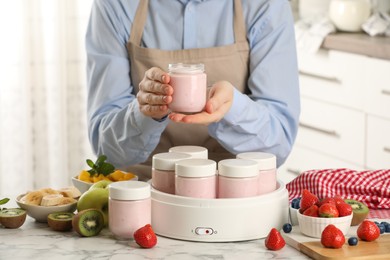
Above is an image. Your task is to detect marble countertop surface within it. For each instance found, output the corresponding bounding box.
[0,216,311,260]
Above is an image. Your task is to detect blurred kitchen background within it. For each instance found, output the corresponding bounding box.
[1,0,389,197]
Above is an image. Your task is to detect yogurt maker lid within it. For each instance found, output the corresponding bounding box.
[152,152,192,171]
[109,181,151,200]
[175,159,216,178]
[218,159,259,178]
[169,145,208,159]
[236,152,276,170]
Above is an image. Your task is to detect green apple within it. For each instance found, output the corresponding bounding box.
[77,180,112,227]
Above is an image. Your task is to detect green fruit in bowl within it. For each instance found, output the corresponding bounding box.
[77,180,112,227]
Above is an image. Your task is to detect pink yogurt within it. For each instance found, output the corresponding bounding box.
[108,181,151,240]
[217,159,259,198]
[236,152,277,195]
[168,63,207,114]
[175,158,217,199]
[152,152,192,194]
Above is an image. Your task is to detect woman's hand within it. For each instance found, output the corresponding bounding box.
[137,67,173,120]
[168,81,234,125]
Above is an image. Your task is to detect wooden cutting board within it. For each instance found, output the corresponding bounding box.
[282,225,390,260]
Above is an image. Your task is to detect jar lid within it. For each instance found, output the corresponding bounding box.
[168,63,204,74]
[109,181,150,200]
[218,159,259,178]
[152,152,192,171]
[236,152,276,170]
[169,145,208,159]
[175,159,216,178]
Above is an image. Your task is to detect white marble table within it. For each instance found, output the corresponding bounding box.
[0,215,312,260]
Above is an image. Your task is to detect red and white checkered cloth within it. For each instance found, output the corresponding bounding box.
[286,168,390,219]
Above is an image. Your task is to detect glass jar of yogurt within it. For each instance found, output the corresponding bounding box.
[236,152,277,195]
[108,181,151,240]
[175,158,217,198]
[152,152,192,194]
[168,63,207,114]
[217,159,259,198]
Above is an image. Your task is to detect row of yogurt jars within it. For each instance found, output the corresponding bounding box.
[151,146,277,199]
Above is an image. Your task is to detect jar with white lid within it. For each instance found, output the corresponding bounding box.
[168,63,207,114]
[175,158,217,198]
[236,152,277,195]
[217,159,259,198]
[152,152,192,194]
[168,145,208,159]
[108,181,151,239]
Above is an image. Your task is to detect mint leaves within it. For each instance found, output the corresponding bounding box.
[86,155,115,176]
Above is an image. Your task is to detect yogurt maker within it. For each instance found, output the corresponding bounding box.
[151,180,289,242]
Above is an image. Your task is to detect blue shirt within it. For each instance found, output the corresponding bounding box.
[86,0,300,168]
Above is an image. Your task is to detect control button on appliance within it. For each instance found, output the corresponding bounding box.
[195,227,214,235]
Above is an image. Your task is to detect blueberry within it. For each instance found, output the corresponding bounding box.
[283,223,292,233]
[384,222,390,233]
[348,237,358,246]
[377,223,385,234]
[291,197,301,209]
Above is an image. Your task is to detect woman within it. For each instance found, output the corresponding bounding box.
[86,0,300,180]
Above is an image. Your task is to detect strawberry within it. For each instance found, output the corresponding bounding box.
[357,220,380,242]
[303,204,319,217]
[321,224,345,249]
[133,224,157,248]
[336,202,353,217]
[265,228,285,251]
[300,189,319,213]
[319,203,339,218]
[317,197,336,207]
[333,196,345,206]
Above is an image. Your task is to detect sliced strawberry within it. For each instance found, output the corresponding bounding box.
[133,224,157,248]
[357,220,380,242]
[265,228,285,251]
[336,202,353,217]
[321,224,345,249]
[303,204,319,217]
[299,189,319,213]
[319,203,339,218]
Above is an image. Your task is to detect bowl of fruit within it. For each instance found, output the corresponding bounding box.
[296,189,353,238]
[72,155,138,194]
[16,186,80,223]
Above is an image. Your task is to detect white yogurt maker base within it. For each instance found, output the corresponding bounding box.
[151,180,289,242]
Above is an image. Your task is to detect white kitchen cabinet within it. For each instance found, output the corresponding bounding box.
[278,49,390,181]
[366,116,390,169]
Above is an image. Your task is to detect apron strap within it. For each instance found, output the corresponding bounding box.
[129,0,149,45]
[129,0,247,46]
[233,0,247,44]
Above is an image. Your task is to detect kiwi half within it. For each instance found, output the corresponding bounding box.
[47,212,74,232]
[0,208,26,229]
[344,199,369,226]
[72,208,104,237]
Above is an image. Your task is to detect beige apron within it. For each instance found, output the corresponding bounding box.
[126,0,250,180]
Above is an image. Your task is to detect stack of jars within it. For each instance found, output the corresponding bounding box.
[151,146,277,199]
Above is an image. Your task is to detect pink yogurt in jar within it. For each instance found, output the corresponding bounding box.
[217,159,259,198]
[236,152,277,195]
[168,145,208,159]
[152,152,192,194]
[108,181,151,240]
[175,158,217,199]
[168,63,207,114]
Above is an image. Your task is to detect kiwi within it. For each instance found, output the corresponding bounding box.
[47,212,74,232]
[72,208,104,237]
[344,199,370,226]
[0,208,26,229]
